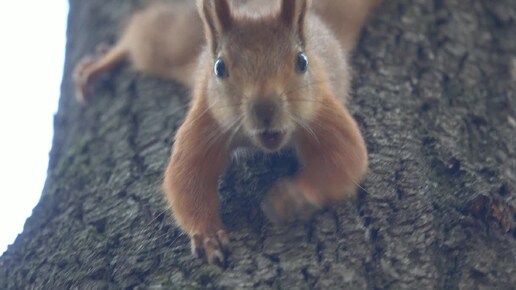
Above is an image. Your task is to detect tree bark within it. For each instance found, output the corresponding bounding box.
[1,0,515,289]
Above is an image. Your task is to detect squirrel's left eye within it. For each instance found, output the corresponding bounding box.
[296,52,308,74]
[214,58,229,79]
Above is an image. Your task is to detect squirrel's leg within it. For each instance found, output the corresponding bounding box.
[163,99,231,266]
[74,2,204,103]
[262,99,368,223]
[74,42,128,103]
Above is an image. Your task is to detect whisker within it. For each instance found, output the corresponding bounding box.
[186,98,221,127]
[227,115,245,147]
[291,115,320,145]
[208,102,243,111]
[201,113,243,158]
[288,98,328,105]
[168,231,187,248]
[221,114,245,136]
[139,206,171,233]
[350,179,372,199]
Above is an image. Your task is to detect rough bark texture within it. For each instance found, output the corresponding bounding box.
[1,0,515,289]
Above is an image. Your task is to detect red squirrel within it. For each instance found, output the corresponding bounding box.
[74,0,382,266]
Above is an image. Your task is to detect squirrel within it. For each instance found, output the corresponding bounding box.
[74,0,382,266]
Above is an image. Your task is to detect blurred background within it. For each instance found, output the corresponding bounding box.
[0,1,68,254]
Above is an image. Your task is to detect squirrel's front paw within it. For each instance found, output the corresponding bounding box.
[261,179,318,225]
[73,43,112,103]
[73,56,96,103]
[191,229,230,266]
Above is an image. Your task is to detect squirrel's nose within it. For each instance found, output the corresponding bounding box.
[250,98,281,128]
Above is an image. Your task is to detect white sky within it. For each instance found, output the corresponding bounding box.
[0,1,68,254]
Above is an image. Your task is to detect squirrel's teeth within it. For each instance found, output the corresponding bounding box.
[258,130,285,151]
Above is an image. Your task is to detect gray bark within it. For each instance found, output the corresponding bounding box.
[1,0,515,289]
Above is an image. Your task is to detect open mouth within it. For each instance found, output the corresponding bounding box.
[257,130,286,151]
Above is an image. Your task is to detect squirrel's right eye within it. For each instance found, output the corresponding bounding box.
[214,58,229,79]
[296,52,308,74]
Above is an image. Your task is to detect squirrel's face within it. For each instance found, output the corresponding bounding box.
[199,0,319,152]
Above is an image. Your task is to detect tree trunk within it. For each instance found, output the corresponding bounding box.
[1,0,515,289]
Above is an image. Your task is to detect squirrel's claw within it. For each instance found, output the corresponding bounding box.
[95,42,112,55]
[191,229,230,267]
[73,42,112,104]
[73,56,96,103]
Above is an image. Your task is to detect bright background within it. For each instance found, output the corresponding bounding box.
[0,1,68,254]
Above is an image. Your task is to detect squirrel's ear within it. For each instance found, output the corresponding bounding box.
[280,0,309,45]
[198,0,233,54]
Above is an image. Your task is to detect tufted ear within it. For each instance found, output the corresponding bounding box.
[198,0,233,55]
[280,0,310,46]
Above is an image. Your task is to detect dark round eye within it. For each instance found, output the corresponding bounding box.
[296,52,308,73]
[214,58,229,78]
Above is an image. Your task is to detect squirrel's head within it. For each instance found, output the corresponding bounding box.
[198,0,323,152]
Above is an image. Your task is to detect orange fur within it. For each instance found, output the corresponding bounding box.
[74,0,382,265]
